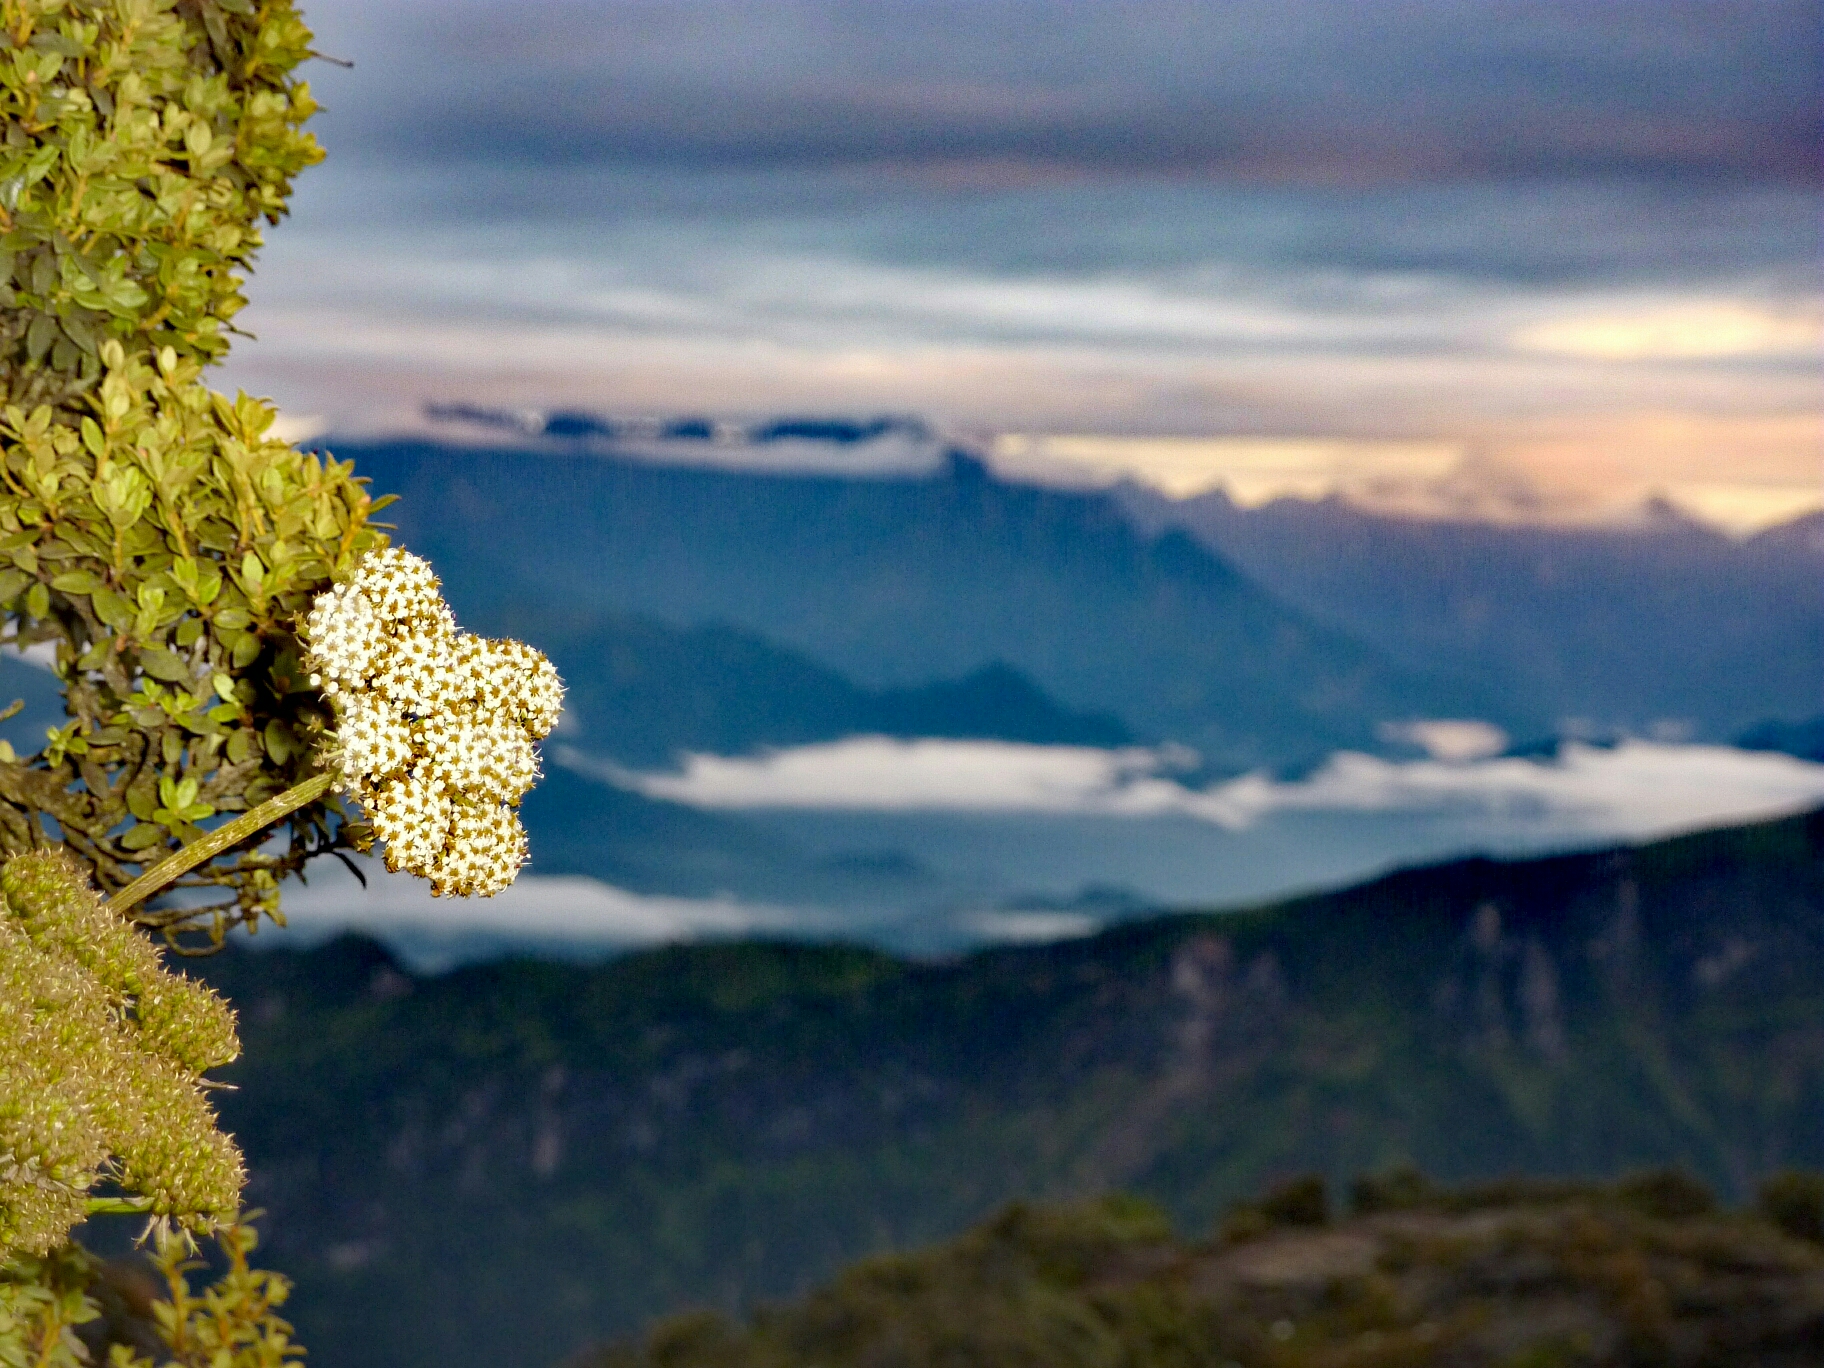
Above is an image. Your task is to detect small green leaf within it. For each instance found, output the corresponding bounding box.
[138,647,190,682]
[91,587,134,629]
[26,313,57,363]
[262,719,294,763]
[120,822,167,850]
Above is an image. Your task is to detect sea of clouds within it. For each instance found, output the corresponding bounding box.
[281,736,1824,968]
[591,736,1824,839]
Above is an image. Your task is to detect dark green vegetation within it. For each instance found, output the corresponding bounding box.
[582,1173,1824,1367]
[192,808,1824,1368]
[0,0,384,932]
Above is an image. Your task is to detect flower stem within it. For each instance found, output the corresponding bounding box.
[86,1194,153,1216]
[107,771,337,914]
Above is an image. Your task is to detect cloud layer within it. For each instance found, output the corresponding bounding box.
[268,739,1824,964]
[213,2,1821,525]
[299,0,1819,185]
[224,172,1820,521]
[602,737,1824,843]
[280,860,826,942]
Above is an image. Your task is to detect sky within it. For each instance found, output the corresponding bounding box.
[187,2,1824,960]
[218,0,1822,524]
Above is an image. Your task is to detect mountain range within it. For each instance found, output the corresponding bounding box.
[529,612,1129,768]
[1119,485,1824,743]
[327,437,1822,771]
[7,434,1816,776]
[331,440,1467,771]
[179,806,1824,1368]
[4,435,1817,948]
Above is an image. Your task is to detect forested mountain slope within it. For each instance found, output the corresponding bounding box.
[194,808,1824,1368]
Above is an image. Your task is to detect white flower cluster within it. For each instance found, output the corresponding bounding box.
[302,548,564,896]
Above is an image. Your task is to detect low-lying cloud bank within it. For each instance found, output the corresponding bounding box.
[265,738,1824,967]
[280,860,824,945]
[275,858,1102,968]
[594,737,1824,843]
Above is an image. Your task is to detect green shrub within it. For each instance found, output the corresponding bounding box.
[1350,1165,1433,1215]
[1257,1173,1329,1227]
[0,2,370,1362]
[0,849,242,1258]
[1758,1169,1824,1245]
[1613,1167,1715,1220]
[0,0,383,947]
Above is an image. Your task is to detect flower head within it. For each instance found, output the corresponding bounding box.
[302,549,564,897]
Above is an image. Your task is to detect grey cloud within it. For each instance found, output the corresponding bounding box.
[295,0,1820,184]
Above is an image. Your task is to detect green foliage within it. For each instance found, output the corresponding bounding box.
[0,849,241,1258]
[0,1243,93,1368]
[1613,1167,1716,1220]
[587,1197,1180,1368]
[0,0,322,400]
[108,1221,302,1367]
[1216,1174,1330,1243]
[0,1,370,1358]
[1256,1174,1327,1228]
[581,1174,1824,1368]
[0,1222,300,1367]
[1348,1165,1432,1215]
[0,0,385,941]
[1759,1169,1824,1245]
